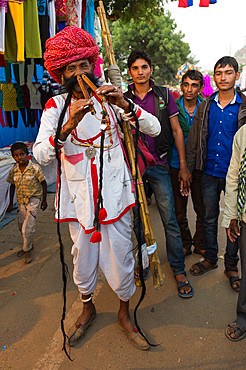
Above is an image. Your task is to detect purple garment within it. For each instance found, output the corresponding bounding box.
[0,0,7,11]
[203,75,214,98]
[130,80,178,164]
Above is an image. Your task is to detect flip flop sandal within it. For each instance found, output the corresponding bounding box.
[190,260,218,276]
[177,280,194,298]
[225,322,246,342]
[193,249,205,255]
[134,266,150,280]
[224,271,241,292]
[183,248,192,257]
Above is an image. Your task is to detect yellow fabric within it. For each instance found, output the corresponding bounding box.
[7,2,24,61]
[1,83,19,111]
[7,160,45,205]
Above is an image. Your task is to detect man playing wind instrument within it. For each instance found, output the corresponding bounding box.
[33,26,161,350]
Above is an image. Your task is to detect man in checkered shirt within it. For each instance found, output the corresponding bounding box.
[6,142,47,263]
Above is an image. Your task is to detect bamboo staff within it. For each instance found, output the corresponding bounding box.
[97,1,164,289]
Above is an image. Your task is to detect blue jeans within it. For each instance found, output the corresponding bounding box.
[140,164,185,276]
[201,173,239,266]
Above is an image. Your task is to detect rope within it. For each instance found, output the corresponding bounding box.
[54,91,73,361]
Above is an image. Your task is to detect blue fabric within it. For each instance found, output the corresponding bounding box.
[0,64,43,148]
[143,164,185,275]
[0,89,3,108]
[210,0,217,3]
[204,91,242,178]
[170,97,201,169]
[0,206,18,230]
[188,0,193,6]
[201,173,239,265]
[84,0,95,39]
[57,21,66,32]
[0,112,39,148]
[37,0,49,15]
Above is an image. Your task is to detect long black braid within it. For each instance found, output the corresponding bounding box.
[54,91,73,361]
[123,98,154,346]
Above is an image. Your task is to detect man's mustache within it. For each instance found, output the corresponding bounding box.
[63,73,102,93]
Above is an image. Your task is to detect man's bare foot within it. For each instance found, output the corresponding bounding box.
[175,274,191,294]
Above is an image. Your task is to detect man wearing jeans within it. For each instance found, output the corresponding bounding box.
[125,50,193,298]
[170,69,205,258]
[186,56,246,291]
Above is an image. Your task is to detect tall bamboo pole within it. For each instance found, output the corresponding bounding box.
[97,1,164,289]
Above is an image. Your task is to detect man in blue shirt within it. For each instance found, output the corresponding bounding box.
[170,70,205,258]
[186,56,246,291]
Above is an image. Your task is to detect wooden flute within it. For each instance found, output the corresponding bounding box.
[76,75,96,115]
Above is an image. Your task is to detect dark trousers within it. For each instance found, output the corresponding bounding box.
[201,173,239,267]
[237,221,246,332]
[170,166,204,252]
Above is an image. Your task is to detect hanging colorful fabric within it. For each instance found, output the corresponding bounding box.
[178,0,193,7]
[199,0,210,6]
[178,0,188,7]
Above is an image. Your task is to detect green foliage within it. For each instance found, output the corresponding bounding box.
[94,0,165,23]
[103,12,197,85]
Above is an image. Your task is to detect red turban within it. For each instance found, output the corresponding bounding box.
[44,26,100,84]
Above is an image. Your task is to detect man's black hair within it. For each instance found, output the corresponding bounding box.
[214,56,238,73]
[127,50,152,70]
[181,70,204,87]
[11,142,28,156]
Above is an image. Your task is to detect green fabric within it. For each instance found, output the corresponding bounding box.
[167,94,205,164]
[13,64,20,85]
[4,62,12,81]
[4,5,18,61]
[24,0,42,59]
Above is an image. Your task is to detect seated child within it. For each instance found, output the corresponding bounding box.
[6,142,47,263]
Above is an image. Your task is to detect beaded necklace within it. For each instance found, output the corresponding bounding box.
[70,100,113,159]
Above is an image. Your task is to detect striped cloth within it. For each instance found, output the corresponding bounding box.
[237,148,246,220]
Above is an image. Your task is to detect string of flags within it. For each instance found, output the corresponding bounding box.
[178,0,217,7]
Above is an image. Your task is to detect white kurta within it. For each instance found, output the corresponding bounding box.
[33,93,160,299]
[33,93,160,232]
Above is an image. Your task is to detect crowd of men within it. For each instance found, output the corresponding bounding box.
[9,26,246,350]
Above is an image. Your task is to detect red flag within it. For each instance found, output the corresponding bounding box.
[178,0,188,7]
[200,0,210,6]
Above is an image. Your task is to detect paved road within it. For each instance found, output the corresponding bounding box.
[1,193,246,370]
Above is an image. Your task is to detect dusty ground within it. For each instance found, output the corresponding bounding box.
[1,193,246,370]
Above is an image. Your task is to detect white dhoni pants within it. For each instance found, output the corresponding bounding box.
[69,211,136,302]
